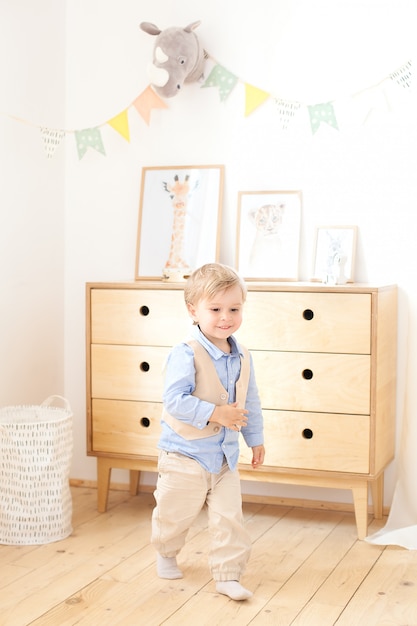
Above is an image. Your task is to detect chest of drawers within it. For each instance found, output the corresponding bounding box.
[86,281,397,539]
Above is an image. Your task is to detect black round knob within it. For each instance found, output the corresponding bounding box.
[303,309,314,320]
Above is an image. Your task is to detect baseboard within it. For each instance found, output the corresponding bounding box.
[70,477,149,492]
[69,478,390,516]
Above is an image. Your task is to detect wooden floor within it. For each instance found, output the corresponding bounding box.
[1,487,417,626]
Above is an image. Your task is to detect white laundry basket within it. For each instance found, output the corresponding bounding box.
[0,395,73,545]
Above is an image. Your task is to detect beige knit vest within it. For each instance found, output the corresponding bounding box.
[162,339,250,440]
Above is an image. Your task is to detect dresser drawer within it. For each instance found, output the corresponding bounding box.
[91,345,168,402]
[86,281,397,538]
[239,410,370,473]
[238,292,371,353]
[251,351,370,414]
[91,399,161,456]
[90,289,190,345]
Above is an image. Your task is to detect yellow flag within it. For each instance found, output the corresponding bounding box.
[244,84,270,116]
[108,109,130,141]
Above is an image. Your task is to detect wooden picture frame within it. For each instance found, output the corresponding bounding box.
[135,165,224,281]
[236,190,302,281]
[312,225,358,283]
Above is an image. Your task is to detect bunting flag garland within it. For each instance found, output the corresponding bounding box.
[201,64,239,101]
[75,127,106,159]
[40,127,65,158]
[133,85,168,125]
[244,84,270,116]
[107,109,130,141]
[390,59,412,90]
[308,102,339,134]
[356,84,392,125]
[1,55,412,160]
[274,98,302,130]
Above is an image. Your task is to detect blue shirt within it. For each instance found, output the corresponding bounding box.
[159,325,264,473]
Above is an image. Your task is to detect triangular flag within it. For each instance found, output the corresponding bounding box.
[244,84,270,116]
[308,102,339,134]
[75,128,106,159]
[353,84,391,125]
[40,127,65,159]
[133,85,168,125]
[201,64,238,101]
[107,109,130,141]
[274,98,301,130]
[390,60,412,91]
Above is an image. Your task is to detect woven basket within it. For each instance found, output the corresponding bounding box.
[0,395,73,545]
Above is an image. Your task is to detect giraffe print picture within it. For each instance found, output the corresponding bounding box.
[135,165,224,280]
[236,190,302,281]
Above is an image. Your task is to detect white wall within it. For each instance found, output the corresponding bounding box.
[0,1,66,406]
[64,0,416,506]
[2,0,415,508]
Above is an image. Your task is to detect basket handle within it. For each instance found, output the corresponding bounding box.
[41,395,72,412]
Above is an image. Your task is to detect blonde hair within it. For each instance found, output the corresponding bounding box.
[184,263,247,306]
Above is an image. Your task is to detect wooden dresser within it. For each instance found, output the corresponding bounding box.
[86,281,397,539]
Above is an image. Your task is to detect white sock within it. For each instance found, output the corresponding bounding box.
[216,581,253,601]
[156,554,183,579]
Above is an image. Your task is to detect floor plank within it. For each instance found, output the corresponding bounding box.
[248,514,359,625]
[335,543,417,626]
[1,487,417,626]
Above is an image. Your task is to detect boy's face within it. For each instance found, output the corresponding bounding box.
[187,285,244,350]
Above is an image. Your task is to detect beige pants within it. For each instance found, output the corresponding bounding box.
[151,450,252,581]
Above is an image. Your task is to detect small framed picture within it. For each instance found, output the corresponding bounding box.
[312,225,358,283]
[135,165,224,280]
[236,190,302,281]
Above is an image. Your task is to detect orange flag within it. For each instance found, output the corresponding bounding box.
[133,86,168,125]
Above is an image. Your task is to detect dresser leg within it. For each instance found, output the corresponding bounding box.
[97,457,112,513]
[370,474,384,519]
[352,482,369,540]
[130,470,140,496]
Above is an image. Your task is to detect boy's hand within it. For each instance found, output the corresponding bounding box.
[251,445,265,469]
[210,402,249,431]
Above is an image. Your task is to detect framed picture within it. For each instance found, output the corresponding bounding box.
[135,165,224,280]
[236,190,302,281]
[312,225,357,283]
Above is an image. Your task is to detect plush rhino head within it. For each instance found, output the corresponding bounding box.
[140,21,205,98]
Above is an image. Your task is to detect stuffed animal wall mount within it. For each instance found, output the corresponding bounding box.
[140,21,206,98]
